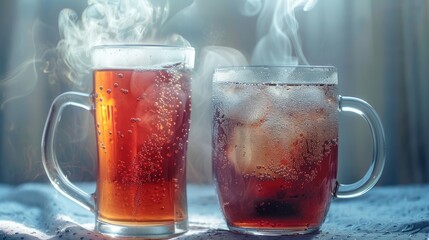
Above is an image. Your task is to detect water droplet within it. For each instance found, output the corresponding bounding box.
[118,73,124,78]
[128,130,132,134]
[99,86,103,90]
[106,89,112,94]
[114,83,119,88]
[121,88,129,94]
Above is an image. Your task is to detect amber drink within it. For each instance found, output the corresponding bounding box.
[94,66,191,226]
[41,45,195,239]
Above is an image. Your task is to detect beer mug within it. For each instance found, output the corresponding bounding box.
[212,66,385,235]
[42,45,195,238]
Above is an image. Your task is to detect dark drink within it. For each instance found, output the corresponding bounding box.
[212,82,338,233]
[93,65,191,226]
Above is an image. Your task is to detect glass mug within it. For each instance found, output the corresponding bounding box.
[42,45,195,238]
[212,66,385,236]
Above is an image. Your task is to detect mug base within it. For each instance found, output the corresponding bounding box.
[95,219,187,239]
[228,225,319,236]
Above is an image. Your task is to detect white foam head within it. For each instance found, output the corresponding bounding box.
[91,44,195,70]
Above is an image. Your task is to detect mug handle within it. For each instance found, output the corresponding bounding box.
[41,91,95,211]
[335,96,386,199]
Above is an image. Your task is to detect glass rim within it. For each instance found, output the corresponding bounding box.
[91,44,195,69]
[213,65,338,84]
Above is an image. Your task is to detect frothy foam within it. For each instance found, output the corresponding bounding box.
[92,46,195,70]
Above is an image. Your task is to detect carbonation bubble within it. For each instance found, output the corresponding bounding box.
[130,118,141,123]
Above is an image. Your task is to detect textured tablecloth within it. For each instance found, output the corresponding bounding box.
[0,183,428,240]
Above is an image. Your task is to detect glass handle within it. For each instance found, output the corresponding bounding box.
[41,91,95,211]
[336,96,386,199]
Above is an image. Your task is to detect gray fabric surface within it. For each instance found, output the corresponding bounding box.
[0,183,428,239]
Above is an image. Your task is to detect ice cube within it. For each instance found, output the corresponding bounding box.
[227,123,296,177]
[221,83,338,180]
[268,84,326,113]
[267,84,338,132]
[213,82,270,125]
[232,98,337,176]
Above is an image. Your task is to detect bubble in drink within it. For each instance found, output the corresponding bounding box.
[213,82,338,231]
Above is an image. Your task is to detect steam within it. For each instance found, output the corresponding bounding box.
[56,0,317,90]
[56,0,189,90]
[0,0,319,183]
[0,60,40,109]
[187,0,318,182]
[244,0,318,65]
[0,18,54,110]
[187,46,248,182]
[54,0,319,183]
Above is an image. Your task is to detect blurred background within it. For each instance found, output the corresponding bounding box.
[0,0,428,185]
